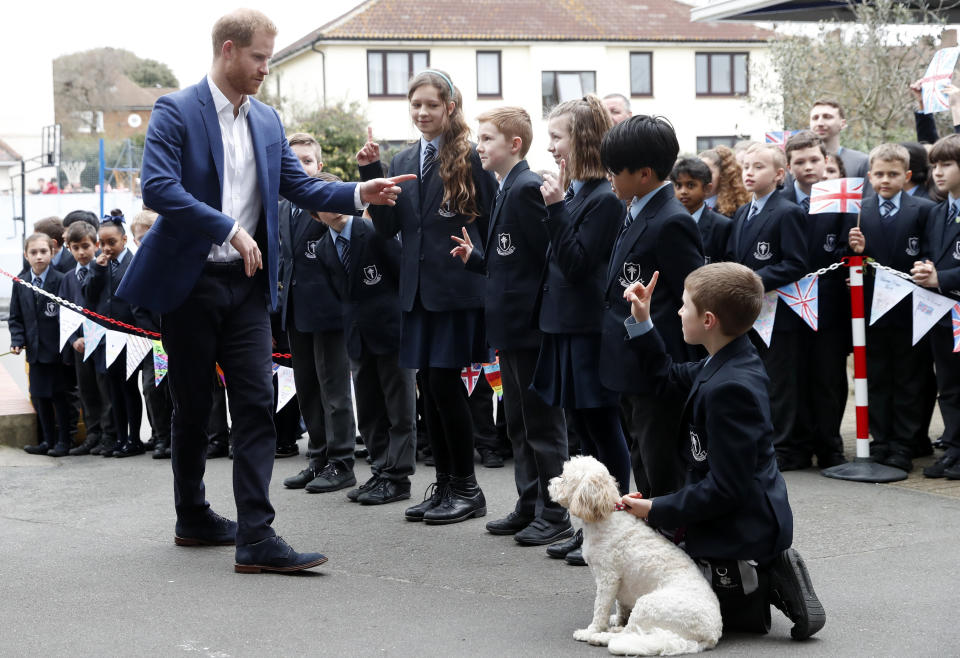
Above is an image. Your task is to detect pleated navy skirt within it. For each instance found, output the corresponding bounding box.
[399,297,491,369]
[532,332,620,409]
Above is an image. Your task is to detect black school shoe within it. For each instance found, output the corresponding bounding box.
[564,548,587,566]
[47,442,72,457]
[283,462,325,489]
[24,442,52,455]
[485,511,535,535]
[405,478,449,521]
[515,517,574,546]
[923,453,960,478]
[768,548,826,640]
[69,434,100,456]
[478,449,504,468]
[304,462,356,493]
[547,528,583,558]
[114,438,146,458]
[358,478,411,505]
[275,442,299,458]
[207,440,229,459]
[347,474,380,501]
[422,475,486,524]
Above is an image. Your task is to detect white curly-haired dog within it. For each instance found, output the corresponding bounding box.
[548,456,723,656]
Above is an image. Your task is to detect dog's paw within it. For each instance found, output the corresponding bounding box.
[588,631,614,646]
[573,625,602,642]
[608,625,625,634]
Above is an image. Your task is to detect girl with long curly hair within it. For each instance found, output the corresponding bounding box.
[699,145,751,217]
[357,69,497,525]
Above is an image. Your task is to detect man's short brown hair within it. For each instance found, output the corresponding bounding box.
[476,107,534,159]
[811,98,845,119]
[684,262,764,337]
[33,216,64,248]
[288,132,323,165]
[868,143,910,171]
[929,133,960,165]
[785,130,826,163]
[211,9,277,57]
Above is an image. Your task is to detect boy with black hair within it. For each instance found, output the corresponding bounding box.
[670,158,732,265]
[724,143,809,470]
[620,262,825,640]
[33,216,76,274]
[598,115,704,498]
[848,143,935,472]
[782,130,853,469]
[911,134,960,479]
[63,209,100,230]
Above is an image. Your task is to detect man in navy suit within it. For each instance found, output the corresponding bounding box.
[116,9,412,573]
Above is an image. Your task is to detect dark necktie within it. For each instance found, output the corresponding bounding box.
[801,197,810,213]
[747,203,760,222]
[33,276,42,302]
[880,199,896,221]
[422,142,437,180]
[949,201,960,224]
[77,267,88,283]
[563,184,575,205]
[337,235,351,273]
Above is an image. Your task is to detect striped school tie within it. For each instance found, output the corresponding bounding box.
[422,143,437,180]
[880,199,896,221]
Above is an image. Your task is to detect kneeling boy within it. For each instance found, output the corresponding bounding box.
[619,262,824,640]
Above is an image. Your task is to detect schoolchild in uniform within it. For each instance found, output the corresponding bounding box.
[822,153,846,180]
[598,115,704,501]
[781,130,853,468]
[848,143,935,472]
[529,94,628,566]
[11,233,71,456]
[358,69,497,525]
[313,173,417,506]
[670,158,732,265]
[620,263,824,640]
[85,216,143,457]
[450,106,571,545]
[911,134,960,479]
[278,133,359,494]
[724,144,808,470]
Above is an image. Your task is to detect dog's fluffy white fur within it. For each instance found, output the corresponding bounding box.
[549,456,722,656]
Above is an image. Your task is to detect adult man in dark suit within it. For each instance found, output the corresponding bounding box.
[117,9,412,573]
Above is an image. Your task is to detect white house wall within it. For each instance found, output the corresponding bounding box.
[274,41,779,173]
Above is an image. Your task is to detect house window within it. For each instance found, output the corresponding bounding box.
[74,111,104,134]
[542,71,596,116]
[696,136,743,152]
[477,51,501,98]
[630,52,653,97]
[695,53,748,96]
[368,50,429,97]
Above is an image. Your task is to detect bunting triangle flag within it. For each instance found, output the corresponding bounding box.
[58,307,84,352]
[952,304,960,353]
[482,359,503,399]
[82,318,106,362]
[275,365,297,412]
[870,269,915,325]
[152,340,168,385]
[461,363,482,396]
[778,275,819,331]
[911,286,956,345]
[125,334,153,380]
[104,329,126,368]
[752,290,780,347]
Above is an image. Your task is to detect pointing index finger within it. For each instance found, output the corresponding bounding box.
[388,174,418,184]
[367,126,374,142]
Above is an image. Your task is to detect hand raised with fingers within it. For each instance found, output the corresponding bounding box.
[449,226,474,264]
[623,270,660,323]
[540,159,566,206]
[357,126,381,166]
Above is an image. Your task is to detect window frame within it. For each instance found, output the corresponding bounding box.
[367,50,431,99]
[629,51,653,98]
[541,70,597,117]
[476,50,502,99]
[695,52,749,97]
[696,135,746,152]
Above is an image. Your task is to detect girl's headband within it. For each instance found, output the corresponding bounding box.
[423,69,454,96]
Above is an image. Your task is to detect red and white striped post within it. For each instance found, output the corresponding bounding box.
[822,255,907,482]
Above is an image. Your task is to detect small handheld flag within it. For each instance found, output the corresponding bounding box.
[810,178,864,214]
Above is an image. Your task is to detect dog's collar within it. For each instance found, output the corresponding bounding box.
[614,502,629,511]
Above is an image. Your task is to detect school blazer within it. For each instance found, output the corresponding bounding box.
[57,267,91,365]
[53,250,77,274]
[697,206,732,265]
[635,329,794,564]
[465,161,550,351]
[317,218,402,361]
[600,184,704,394]
[359,144,497,313]
[119,77,358,313]
[534,179,624,335]
[725,190,808,332]
[277,199,343,333]
[86,250,136,325]
[9,268,65,365]
[920,198,960,327]
[859,193,934,329]
[780,186,855,331]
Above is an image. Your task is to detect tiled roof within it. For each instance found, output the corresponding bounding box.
[273,0,773,62]
[106,75,178,110]
[0,137,21,163]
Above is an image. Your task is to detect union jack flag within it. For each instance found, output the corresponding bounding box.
[764,131,798,149]
[461,363,483,395]
[952,304,960,352]
[778,275,819,331]
[810,178,864,214]
[921,47,960,114]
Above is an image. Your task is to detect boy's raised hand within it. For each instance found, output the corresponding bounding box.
[848,226,865,254]
[623,270,659,324]
[356,126,381,166]
[449,226,474,264]
[540,159,566,206]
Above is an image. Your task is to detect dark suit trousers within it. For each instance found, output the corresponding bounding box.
[500,349,568,521]
[207,380,229,442]
[620,392,684,499]
[351,349,416,481]
[162,266,277,545]
[750,331,802,461]
[931,325,960,456]
[866,327,928,455]
[287,324,356,470]
[795,328,848,459]
[74,352,115,441]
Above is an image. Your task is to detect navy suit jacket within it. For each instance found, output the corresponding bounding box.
[697,206,732,265]
[278,199,343,333]
[359,144,496,313]
[920,198,960,326]
[600,184,704,394]
[9,268,65,365]
[465,161,550,351]
[118,77,358,313]
[317,218,403,360]
[725,190,808,332]
[635,329,793,563]
[535,179,624,334]
[858,193,934,329]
